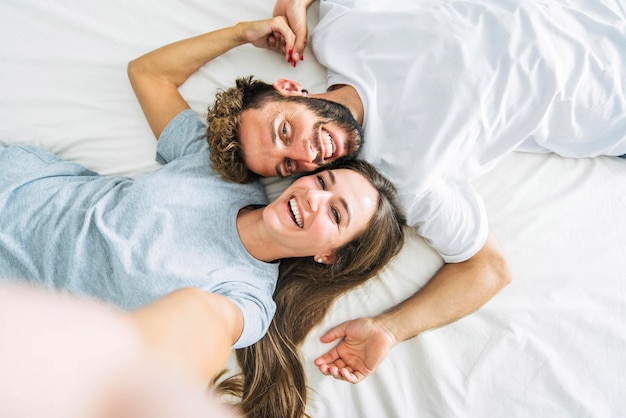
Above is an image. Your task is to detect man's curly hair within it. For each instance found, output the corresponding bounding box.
[206,76,274,184]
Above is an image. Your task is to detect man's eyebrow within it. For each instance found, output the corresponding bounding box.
[271,117,278,145]
[272,118,284,177]
[328,171,352,227]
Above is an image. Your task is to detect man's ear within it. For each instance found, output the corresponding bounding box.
[272,79,308,96]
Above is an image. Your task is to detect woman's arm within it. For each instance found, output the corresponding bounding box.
[127,18,295,139]
[129,288,243,386]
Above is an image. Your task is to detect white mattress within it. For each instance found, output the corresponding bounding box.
[1,1,625,417]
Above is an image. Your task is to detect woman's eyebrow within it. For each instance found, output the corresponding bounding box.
[328,171,351,227]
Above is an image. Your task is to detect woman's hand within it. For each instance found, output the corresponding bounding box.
[238,17,296,65]
[272,0,314,64]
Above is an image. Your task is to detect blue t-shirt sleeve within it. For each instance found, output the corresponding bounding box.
[156,109,208,164]
[213,276,277,349]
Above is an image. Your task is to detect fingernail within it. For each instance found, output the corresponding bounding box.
[292,61,297,68]
[300,53,304,61]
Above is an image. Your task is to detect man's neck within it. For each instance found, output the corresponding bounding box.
[314,84,364,126]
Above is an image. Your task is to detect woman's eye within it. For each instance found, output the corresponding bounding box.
[317,175,326,190]
[331,207,340,224]
[285,159,293,173]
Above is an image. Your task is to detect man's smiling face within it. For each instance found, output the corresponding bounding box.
[238,97,362,178]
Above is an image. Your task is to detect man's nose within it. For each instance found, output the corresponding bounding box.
[289,139,319,173]
[292,136,317,163]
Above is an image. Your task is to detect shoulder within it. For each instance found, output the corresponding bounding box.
[156,110,208,164]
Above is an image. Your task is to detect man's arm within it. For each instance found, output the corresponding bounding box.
[129,288,243,387]
[314,230,512,383]
[127,18,295,139]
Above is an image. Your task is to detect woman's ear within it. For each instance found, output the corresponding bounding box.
[313,253,335,265]
[272,79,308,97]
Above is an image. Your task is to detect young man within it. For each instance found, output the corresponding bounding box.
[130,0,626,385]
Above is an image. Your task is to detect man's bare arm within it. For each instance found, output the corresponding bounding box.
[315,230,512,383]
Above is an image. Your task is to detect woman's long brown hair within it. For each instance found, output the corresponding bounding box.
[218,159,407,418]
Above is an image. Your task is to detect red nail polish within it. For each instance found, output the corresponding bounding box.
[300,54,304,61]
[292,61,296,68]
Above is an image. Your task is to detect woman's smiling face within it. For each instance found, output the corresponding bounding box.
[262,168,379,261]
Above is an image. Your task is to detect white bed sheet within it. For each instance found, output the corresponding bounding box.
[1,1,625,417]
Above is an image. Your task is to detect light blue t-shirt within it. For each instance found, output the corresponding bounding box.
[0,109,278,348]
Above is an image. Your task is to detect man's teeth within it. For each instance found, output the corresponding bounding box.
[323,130,336,159]
[289,198,303,228]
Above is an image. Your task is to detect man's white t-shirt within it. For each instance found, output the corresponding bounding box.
[312,0,626,262]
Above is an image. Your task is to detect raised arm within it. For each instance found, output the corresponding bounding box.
[314,229,512,383]
[129,288,243,386]
[127,18,295,139]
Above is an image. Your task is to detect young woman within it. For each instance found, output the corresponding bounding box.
[0,128,405,385]
[217,158,406,418]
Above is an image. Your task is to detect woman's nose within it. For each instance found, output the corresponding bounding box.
[306,189,330,212]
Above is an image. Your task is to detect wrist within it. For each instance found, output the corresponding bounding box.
[372,315,400,346]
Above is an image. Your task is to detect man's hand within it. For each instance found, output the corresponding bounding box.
[272,0,314,65]
[314,317,396,384]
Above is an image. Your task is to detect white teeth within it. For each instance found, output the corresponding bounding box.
[289,198,303,228]
[323,130,335,159]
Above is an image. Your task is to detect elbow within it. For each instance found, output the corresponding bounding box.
[127,59,141,84]
[476,231,512,294]
[490,250,512,291]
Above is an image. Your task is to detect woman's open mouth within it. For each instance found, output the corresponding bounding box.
[288,197,303,228]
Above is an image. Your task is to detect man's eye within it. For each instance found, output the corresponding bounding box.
[281,123,288,139]
[316,175,326,190]
[331,207,340,224]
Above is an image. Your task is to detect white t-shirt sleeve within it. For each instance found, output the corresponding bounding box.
[403,180,489,263]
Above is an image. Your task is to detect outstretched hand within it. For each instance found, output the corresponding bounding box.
[314,317,396,384]
[272,0,312,65]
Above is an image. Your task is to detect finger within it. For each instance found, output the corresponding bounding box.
[319,323,347,343]
[272,16,296,64]
[329,365,342,379]
[271,31,284,53]
[340,368,359,384]
[314,349,340,366]
[291,26,308,60]
[334,358,347,369]
[317,364,330,375]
